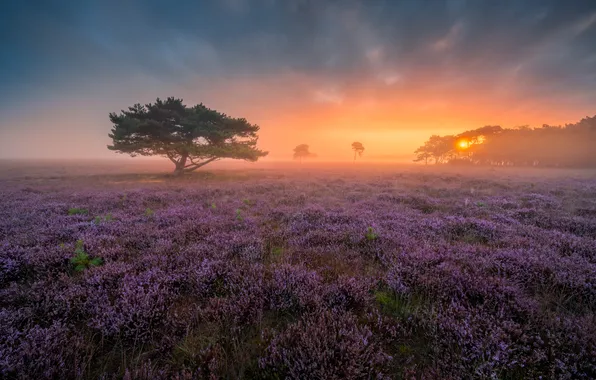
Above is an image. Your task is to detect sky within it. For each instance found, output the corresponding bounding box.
[1,0,596,161]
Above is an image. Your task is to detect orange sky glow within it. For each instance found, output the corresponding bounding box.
[0,70,593,162]
[193,72,594,162]
[1,1,595,162]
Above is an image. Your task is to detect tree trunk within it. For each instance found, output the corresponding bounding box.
[173,154,188,176]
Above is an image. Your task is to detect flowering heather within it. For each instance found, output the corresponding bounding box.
[1,167,596,379]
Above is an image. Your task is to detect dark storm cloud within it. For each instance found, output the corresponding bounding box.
[1,0,596,111]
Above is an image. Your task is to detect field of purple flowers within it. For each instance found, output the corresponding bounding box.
[1,166,595,379]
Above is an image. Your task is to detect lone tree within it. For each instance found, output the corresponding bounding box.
[108,97,268,175]
[351,141,365,161]
[293,144,314,163]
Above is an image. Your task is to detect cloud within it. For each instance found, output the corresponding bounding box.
[3,1,596,96]
[365,47,384,64]
[314,88,344,104]
[379,72,402,85]
[432,22,463,52]
[573,11,596,35]
[220,0,248,12]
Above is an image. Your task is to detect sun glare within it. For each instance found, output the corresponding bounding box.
[458,139,469,149]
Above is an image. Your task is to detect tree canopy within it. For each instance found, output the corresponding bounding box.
[293,144,314,163]
[351,142,365,161]
[108,97,268,174]
[414,115,596,167]
[413,135,457,165]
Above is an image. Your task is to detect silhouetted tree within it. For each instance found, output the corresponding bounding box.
[108,97,267,175]
[293,144,314,163]
[415,115,596,167]
[413,135,456,164]
[413,150,432,165]
[476,122,596,167]
[351,142,365,161]
[455,125,503,163]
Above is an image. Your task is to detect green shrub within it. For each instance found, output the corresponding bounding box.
[365,226,378,241]
[70,240,103,272]
[375,290,414,318]
[93,213,114,224]
[68,208,88,215]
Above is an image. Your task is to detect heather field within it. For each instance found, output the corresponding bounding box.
[1,163,596,379]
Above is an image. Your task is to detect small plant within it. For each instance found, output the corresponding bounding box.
[144,208,154,217]
[243,199,254,206]
[68,208,88,215]
[211,202,217,209]
[93,213,115,224]
[365,226,378,241]
[476,201,486,207]
[235,208,243,221]
[271,246,284,258]
[70,240,103,272]
[374,290,415,318]
[397,344,413,355]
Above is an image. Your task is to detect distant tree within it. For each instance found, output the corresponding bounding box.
[413,150,432,165]
[415,115,596,167]
[457,125,503,144]
[455,125,503,163]
[108,97,268,175]
[351,142,365,161]
[413,135,456,164]
[293,144,314,163]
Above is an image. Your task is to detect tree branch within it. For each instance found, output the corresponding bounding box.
[183,157,219,172]
[189,157,207,166]
[166,153,178,164]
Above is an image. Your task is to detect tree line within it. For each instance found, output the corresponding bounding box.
[414,115,596,167]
